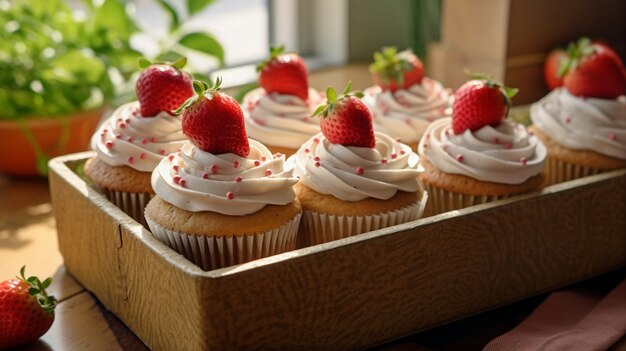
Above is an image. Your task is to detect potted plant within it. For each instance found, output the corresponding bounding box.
[0,0,223,176]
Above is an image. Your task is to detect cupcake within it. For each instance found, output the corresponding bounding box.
[145,79,302,271]
[243,46,324,156]
[364,47,453,150]
[85,58,193,224]
[293,83,427,246]
[530,38,626,186]
[418,77,546,216]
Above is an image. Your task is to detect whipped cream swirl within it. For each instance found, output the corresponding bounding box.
[91,102,187,172]
[243,87,324,149]
[293,132,421,201]
[363,78,453,143]
[152,140,298,215]
[530,88,626,159]
[418,117,546,184]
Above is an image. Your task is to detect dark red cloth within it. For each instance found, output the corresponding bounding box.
[483,278,626,351]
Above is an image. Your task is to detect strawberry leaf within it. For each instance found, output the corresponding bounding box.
[327,87,337,103]
[314,82,364,119]
[256,44,286,72]
[138,57,152,69]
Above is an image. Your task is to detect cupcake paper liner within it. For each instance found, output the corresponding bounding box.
[299,195,427,246]
[146,213,302,271]
[101,188,153,227]
[543,157,604,187]
[422,183,509,217]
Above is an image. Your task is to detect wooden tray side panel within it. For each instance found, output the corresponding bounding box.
[204,175,626,350]
[49,163,125,313]
[115,226,211,351]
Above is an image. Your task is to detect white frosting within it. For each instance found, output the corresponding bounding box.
[243,87,324,149]
[293,132,421,201]
[418,117,546,184]
[91,102,187,172]
[151,140,298,216]
[363,78,453,144]
[530,88,626,159]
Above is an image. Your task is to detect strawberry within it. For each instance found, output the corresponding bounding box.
[257,45,309,100]
[369,47,425,92]
[313,82,375,148]
[175,78,250,157]
[0,267,56,349]
[135,57,194,117]
[544,48,567,90]
[452,74,518,135]
[559,37,626,99]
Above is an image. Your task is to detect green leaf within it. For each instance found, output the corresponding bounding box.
[341,81,353,95]
[29,288,40,295]
[171,56,187,69]
[312,105,326,117]
[178,32,225,66]
[156,0,181,33]
[187,0,215,16]
[326,87,337,103]
[94,0,136,39]
[41,277,52,289]
[138,57,152,69]
[503,86,519,99]
[234,82,259,103]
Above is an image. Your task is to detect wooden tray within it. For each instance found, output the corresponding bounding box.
[49,151,626,351]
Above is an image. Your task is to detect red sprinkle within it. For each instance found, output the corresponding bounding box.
[141,139,149,145]
[274,153,282,159]
[261,156,267,162]
[423,143,428,148]
[391,153,397,159]
[127,156,135,164]
[168,154,174,161]
[115,134,122,139]
[520,157,527,165]
[314,161,321,167]
[202,173,209,179]
[254,160,261,166]
[264,169,272,176]
[140,153,146,160]
[313,138,320,143]
[400,150,406,155]
[609,133,617,141]
[314,156,320,162]
[178,179,186,187]
[356,167,364,175]
[456,154,464,162]
[395,137,401,142]
[160,149,166,156]
[125,118,131,124]
[151,137,158,143]
[565,116,572,124]
[105,141,114,149]
[493,137,500,144]
[172,165,179,172]
[100,133,105,138]
[226,192,235,200]
[173,175,181,184]
[304,148,310,153]
[119,123,126,129]
[210,165,218,174]
[233,160,240,168]
[103,129,108,133]
[381,159,388,164]
[504,143,512,149]
[127,137,133,142]
[235,176,243,182]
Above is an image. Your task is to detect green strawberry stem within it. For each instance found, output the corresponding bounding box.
[369,46,416,84]
[313,81,364,118]
[173,77,223,115]
[256,45,287,72]
[558,37,595,78]
[138,56,188,70]
[18,266,56,315]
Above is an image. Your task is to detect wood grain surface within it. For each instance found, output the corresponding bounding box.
[48,152,626,351]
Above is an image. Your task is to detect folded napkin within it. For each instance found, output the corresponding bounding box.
[483,278,626,351]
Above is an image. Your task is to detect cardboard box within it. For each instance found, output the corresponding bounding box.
[49,152,626,350]
[428,0,626,104]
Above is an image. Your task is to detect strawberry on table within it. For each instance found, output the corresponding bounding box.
[559,37,626,99]
[369,47,425,92]
[313,82,375,148]
[452,74,518,135]
[136,57,194,117]
[175,77,250,157]
[257,45,309,101]
[0,267,57,350]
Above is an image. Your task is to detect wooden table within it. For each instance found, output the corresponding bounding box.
[2,173,625,351]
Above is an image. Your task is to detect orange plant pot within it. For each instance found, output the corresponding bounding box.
[0,109,103,177]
